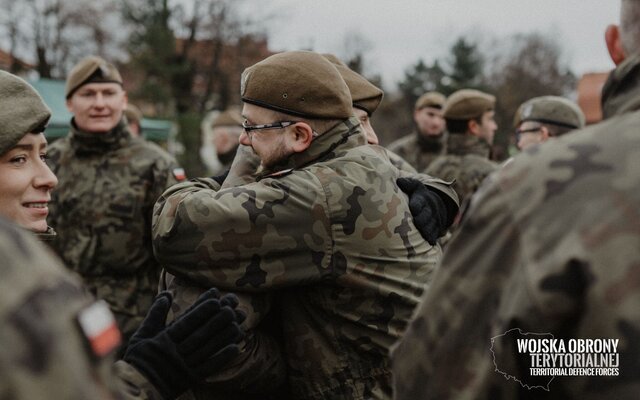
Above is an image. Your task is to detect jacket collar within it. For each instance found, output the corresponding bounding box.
[602,53,640,119]
[68,118,132,155]
[445,133,491,158]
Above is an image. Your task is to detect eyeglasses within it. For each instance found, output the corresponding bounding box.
[515,126,543,141]
[242,121,297,140]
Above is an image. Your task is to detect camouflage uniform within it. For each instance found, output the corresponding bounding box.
[153,117,443,400]
[0,217,160,399]
[47,119,182,340]
[425,134,497,207]
[392,54,640,399]
[387,131,447,172]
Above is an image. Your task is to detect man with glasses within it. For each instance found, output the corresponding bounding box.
[514,96,586,151]
[153,51,442,399]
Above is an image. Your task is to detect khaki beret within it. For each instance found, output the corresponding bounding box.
[443,89,496,120]
[517,96,585,129]
[124,104,143,125]
[212,107,243,128]
[323,54,384,116]
[0,71,51,156]
[241,51,352,119]
[65,55,123,98]
[415,91,446,110]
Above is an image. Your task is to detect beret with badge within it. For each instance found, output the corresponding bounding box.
[443,89,496,120]
[65,55,123,99]
[516,95,585,129]
[415,91,446,111]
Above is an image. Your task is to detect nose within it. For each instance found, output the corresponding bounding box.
[239,130,251,146]
[33,160,58,191]
[94,92,105,107]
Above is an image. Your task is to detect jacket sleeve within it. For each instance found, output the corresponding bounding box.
[152,172,332,292]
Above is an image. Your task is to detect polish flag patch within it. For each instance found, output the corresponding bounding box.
[173,167,186,181]
[77,300,122,357]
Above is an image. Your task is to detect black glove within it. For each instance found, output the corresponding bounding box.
[123,288,244,399]
[397,177,455,246]
[211,169,230,185]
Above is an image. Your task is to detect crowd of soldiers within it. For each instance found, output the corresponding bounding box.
[0,0,638,399]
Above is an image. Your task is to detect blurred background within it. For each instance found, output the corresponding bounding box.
[0,0,618,176]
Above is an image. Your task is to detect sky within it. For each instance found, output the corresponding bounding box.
[263,0,620,88]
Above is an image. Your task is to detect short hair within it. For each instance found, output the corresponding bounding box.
[445,116,481,135]
[620,0,640,56]
[542,123,574,137]
[268,109,342,136]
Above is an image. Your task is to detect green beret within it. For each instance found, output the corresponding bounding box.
[0,70,51,156]
[415,91,446,110]
[323,54,384,116]
[124,104,142,124]
[518,96,585,129]
[212,107,243,128]
[65,55,123,98]
[443,89,496,120]
[241,51,352,119]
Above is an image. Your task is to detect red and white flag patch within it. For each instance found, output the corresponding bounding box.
[77,300,122,357]
[173,167,186,181]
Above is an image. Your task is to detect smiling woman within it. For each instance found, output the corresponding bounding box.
[0,70,57,237]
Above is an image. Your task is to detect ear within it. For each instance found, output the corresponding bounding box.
[289,122,314,153]
[122,91,129,109]
[468,119,480,136]
[605,24,626,65]
[65,98,73,113]
[540,126,551,141]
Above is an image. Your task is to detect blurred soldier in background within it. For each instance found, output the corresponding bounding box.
[200,107,244,176]
[124,103,143,138]
[387,91,447,171]
[514,95,586,151]
[392,1,640,398]
[47,55,185,343]
[425,89,498,210]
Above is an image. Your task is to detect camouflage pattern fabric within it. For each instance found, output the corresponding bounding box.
[425,133,497,208]
[386,131,447,172]
[0,217,161,399]
[47,119,182,341]
[392,55,640,400]
[153,117,443,400]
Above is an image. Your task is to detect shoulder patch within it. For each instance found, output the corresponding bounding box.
[172,167,186,181]
[76,300,121,358]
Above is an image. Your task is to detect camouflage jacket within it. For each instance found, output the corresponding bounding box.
[47,119,182,340]
[425,133,497,207]
[0,217,161,399]
[392,55,640,400]
[153,117,443,400]
[386,131,447,172]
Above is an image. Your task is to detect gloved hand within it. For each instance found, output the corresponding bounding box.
[397,177,455,246]
[123,288,244,399]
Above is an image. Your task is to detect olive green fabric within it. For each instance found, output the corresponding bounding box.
[443,89,495,120]
[415,91,446,110]
[517,95,586,129]
[241,51,352,119]
[0,70,51,156]
[323,54,384,116]
[65,55,123,98]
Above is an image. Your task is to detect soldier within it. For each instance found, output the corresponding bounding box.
[392,1,640,398]
[200,107,244,176]
[46,56,186,342]
[515,96,586,151]
[124,103,143,137]
[425,89,498,210]
[387,91,447,171]
[153,51,443,399]
[324,53,459,246]
[0,69,244,400]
